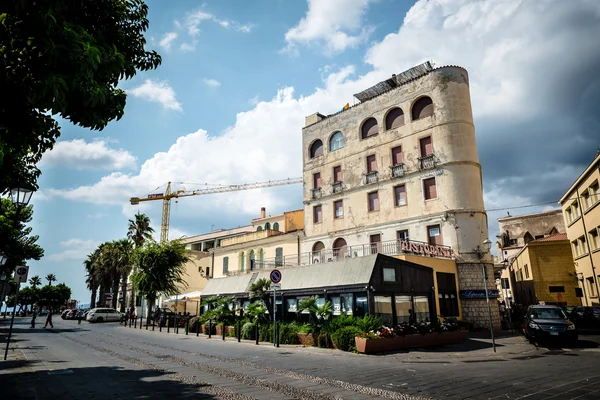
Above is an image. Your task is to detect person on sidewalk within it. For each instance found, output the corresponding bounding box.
[30,309,38,328]
[77,309,84,324]
[44,309,54,328]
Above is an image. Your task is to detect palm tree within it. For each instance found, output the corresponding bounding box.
[298,295,333,330]
[29,275,42,289]
[84,250,101,308]
[45,273,57,286]
[127,212,155,310]
[249,278,274,316]
[132,239,189,320]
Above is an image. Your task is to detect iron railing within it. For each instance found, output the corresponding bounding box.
[391,163,406,177]
[311,188,322,199]
[419,154,436,170]
[332,181,343,193]
[364,171,379,184]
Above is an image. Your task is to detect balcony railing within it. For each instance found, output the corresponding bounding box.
[364,171,379,184]
[311,188,322,199]
[224,239,454,276]
[219,229,283,247]
[391,163,406,178]
[419,154,436,170]
[332,181,343,193]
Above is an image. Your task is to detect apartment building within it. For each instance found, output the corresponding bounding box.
[560,152,600,306]
[300,62,498,328]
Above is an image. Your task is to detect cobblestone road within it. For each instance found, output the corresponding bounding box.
[2,318,600,399]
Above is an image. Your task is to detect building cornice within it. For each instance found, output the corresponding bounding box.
[559,153,600,204]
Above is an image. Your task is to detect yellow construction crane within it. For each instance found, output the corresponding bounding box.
[130,178,303,243]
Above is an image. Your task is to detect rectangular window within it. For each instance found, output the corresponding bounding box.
[366,154,377,173]
[588,277,597,297]
[565,208,572,224]
[582,190,590,211]
[275,247,283,267]
[590,181,599,206]
[420,136,433,157]
[333,166,342,183]
[391,146,403,165]
[572,201,580,219]
[383,267,396,282]
[427,224,442,246]
[423,177,437,200]
[334,200,343,219]
[580,235,588,254]
[370,234,382,254]
[223,256,229,274]
[589,228,599,251]
[572,240,580,257]
[313,172,321,189]
[394,184,407,206]
[397,229,409,242]
[374,296,393,325]
[549,286,565,293]
[313,205,322,223]
[524,264,530,279]
[368,191,379,212]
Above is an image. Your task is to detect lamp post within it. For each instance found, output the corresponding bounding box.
[479,238,496,353]
[3,185,35,361]
[1,252,7,319]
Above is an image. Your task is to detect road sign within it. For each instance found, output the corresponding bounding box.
[270,269,281,284]
[14,265,29,283]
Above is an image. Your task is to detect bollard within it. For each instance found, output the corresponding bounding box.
[237,320,241,342]
[175,314,179,334]
[276,321,279,348]
[196,319,200,337]
[222,322,226,341]
[129,316,132,328]
[159,320,162,332]
[208,320,212,339]
[186,318,189,336]
[255,322,259,345]
[146,318,149,330]
[139,316,142,330]
[167,317,170,333]
[152,319,155,331]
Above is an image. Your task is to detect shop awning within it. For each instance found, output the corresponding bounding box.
[201,254,380,297]
[164,290,202,302]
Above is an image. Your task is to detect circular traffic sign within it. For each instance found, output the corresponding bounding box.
[270,269,281,284]
[16,267,27,276]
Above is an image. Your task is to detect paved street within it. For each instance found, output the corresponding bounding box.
[2,317,600,399]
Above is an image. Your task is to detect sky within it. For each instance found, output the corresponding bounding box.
[25,0,600,303]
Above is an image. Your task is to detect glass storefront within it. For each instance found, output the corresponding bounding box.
[374,295,393,325]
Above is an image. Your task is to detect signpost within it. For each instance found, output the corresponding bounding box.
[482,265,496,353]
[270,270,281,348]
[4,265,28,360]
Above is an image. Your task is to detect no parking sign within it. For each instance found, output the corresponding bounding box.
[270,269,281,284]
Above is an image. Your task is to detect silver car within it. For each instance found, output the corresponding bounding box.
[86,308,123,323]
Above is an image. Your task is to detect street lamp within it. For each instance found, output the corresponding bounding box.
[0,252,7,267]
[478,238,496,352]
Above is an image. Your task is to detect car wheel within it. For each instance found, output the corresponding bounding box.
[96,317,104,323]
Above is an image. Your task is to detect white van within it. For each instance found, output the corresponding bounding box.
[86,308,123,322]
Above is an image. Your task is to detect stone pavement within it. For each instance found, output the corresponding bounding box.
[3,317,600,399]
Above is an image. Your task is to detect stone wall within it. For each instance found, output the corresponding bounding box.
[457,262,501,329]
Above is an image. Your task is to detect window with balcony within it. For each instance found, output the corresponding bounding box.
[332,165,343,193]
[312,172,322,198]
[370,234,382,254]
[385,107,405,130]
[329,131,344,151]
[394,184,407,206]
[419,136,435,169]
[390,146,404,177]
[427,224,443,246]
[368,191,379,212]
[334,200,343,219]
[365,155,378,184]
[361,117,379,139]
[313,205,322,223]
[309,139,323,158]
[397,230,409,242]
[423,177,438,200]
[412,96,434,120]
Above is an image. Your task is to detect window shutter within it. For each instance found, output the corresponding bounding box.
[420,136,433,157]
[313,172,321,189]
[395,185,406,206]
[424,178,437,200]
[333,166,342,182]
[367,155,377,172]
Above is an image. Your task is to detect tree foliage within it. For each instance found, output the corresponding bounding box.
[126,212,154,309]
[249,278,274,317]
[200,296,236,325]
[0,198,43,277]
[0,0,161,193]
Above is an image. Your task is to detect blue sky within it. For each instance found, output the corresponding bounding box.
[27,0,600,303]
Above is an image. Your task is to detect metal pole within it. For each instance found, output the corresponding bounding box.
[255,321,259,345]
[167,317,170,333]
[273,286,276,347]
[175,293,179,334]
[196,318,199,336]
[222,322,226,341]
[139,316,142,329]
[208,319,212,338]
[483,264,496,353]
[186,317,189,335]
[4,283,20,360]
[276,321,280,348]
[237,319,241,342]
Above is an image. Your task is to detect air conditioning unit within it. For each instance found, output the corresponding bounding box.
[313,258,320,263]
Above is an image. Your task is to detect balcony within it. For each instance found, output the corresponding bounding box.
[419,154,436,170]
[391,163,406,178]
[364,171,379,185]
[219,229,283,247]
[332,181,343,193]
[311,188,322,199]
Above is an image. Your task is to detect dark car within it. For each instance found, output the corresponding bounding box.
[568,306,600,329]
[524,305,578,345]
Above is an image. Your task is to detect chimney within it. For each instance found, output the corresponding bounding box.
[260,207,266,219]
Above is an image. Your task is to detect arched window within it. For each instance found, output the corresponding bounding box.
[312,241,325,263]
[309,139,323,158]
[258,248,264,264]
[273,222,279,231]
[361,118,379,139]
[257,226,263,232]
[265,222,271,230]
[329,131,344,151]
[385,108,405,130]
[239,252,245,271]
[249,250,255,270]
[332,238,348,259]
[412,97,434,120]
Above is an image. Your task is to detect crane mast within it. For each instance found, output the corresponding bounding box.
[130,177,303,242]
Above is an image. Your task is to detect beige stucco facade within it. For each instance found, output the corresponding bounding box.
[560,153,600,306]
[301,65,499,329]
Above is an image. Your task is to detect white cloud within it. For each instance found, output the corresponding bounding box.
[184,9,253,37]
[203,78,221,87]
[45,0,600,235]
[128,79,182,111]
[48,239,100,262]
[158,32,178,51]
[284,0,374,54]
[180,41,197,52]
[40,139,136,171]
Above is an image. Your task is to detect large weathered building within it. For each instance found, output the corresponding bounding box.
[560,152,600,306]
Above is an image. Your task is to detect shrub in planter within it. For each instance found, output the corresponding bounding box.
[203,323,216,335]
[241,322,255,340]
[317,331,330,348]
[279,323,300,345]
[355,315,383,333]
[331,326,361,352]
[325,315,356,334]
[258,323,273,342]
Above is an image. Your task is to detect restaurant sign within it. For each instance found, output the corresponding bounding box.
[460,290,500,299]
[400,240,454,258]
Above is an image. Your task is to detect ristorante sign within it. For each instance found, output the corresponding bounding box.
[400,240,454,258]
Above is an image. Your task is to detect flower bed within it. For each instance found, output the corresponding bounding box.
[355,330,467,354]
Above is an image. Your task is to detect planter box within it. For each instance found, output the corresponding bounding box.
[297,333,317,346]
[355,330,467,354]
[215,325,235,336]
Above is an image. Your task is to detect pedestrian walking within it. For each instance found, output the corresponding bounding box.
[123,309,130,325]
[77,309,84,324]
[44,309,54,328]
[30,309,38,328]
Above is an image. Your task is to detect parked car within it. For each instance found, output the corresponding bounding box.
[86,308,123,323]
[524,305,577,345]
[60,310,71,320]
[568,306,600,329]
[155,307,177,327]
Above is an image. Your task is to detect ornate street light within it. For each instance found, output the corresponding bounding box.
[482,238,492,253]
[0,252,7,267]
[9,185,35,208]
